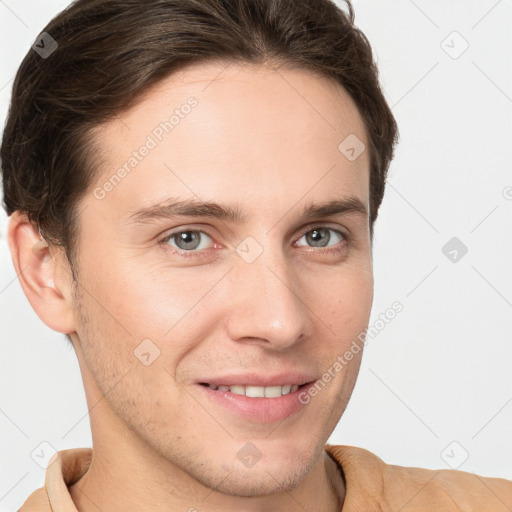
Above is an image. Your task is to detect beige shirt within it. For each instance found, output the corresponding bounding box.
[18,444,512,511]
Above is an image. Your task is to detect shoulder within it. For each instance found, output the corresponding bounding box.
[17,487,51,512]
[17,448,92,512]
[325,443,512,511]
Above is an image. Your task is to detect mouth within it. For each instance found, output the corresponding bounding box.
[198,381,312,398]
[196,380,317,423]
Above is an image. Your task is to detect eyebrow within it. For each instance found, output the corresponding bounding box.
[126,196,368,225]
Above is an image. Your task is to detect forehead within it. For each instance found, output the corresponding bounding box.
[87,61,370,222]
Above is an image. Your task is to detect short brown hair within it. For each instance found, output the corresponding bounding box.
[1,0,398,277]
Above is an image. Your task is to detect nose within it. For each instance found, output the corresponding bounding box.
[224,249,315,351]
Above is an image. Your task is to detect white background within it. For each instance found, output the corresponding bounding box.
[1,0,511,510]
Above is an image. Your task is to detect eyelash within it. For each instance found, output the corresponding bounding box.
[158,225,349,259]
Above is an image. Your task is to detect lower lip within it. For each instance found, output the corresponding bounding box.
[196,382,315,423]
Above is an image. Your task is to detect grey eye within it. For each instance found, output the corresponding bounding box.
[296,228,343,248]
[165,230,213,251]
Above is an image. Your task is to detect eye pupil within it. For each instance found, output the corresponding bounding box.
[306,228,330,247]
[175,231,201,250]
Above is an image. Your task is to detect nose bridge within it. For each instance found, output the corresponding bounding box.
[225,240,314,349]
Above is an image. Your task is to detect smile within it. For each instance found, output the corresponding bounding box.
[200,383,300,397]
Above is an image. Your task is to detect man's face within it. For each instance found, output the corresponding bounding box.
[68,62,373,495]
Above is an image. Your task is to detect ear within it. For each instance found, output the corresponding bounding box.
[7,211,76,334]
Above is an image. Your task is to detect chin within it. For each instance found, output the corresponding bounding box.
[203,460,309,498]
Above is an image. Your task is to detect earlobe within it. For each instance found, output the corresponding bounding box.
[7,211,76,334]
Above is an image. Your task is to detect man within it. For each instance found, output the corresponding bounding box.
[2,0,511,510]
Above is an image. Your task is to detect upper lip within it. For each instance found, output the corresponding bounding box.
[197,372,318,387]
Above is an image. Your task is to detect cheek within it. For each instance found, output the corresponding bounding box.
[319,265,374,336]
[106,257,225,335]
[73,285,179,423]
[72,259,219,399]
[76,257,186,343]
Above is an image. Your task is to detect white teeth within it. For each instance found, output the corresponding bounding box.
[245,385,265,397]
[207,383,301,397]
[229,385,245,396]
[281,384,292,395]
[264,386,282,398]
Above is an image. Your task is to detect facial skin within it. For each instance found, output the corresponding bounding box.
[9,61,373,511]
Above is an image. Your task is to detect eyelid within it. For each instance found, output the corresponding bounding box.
[297,222,349,239]
[294,224,347,243]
